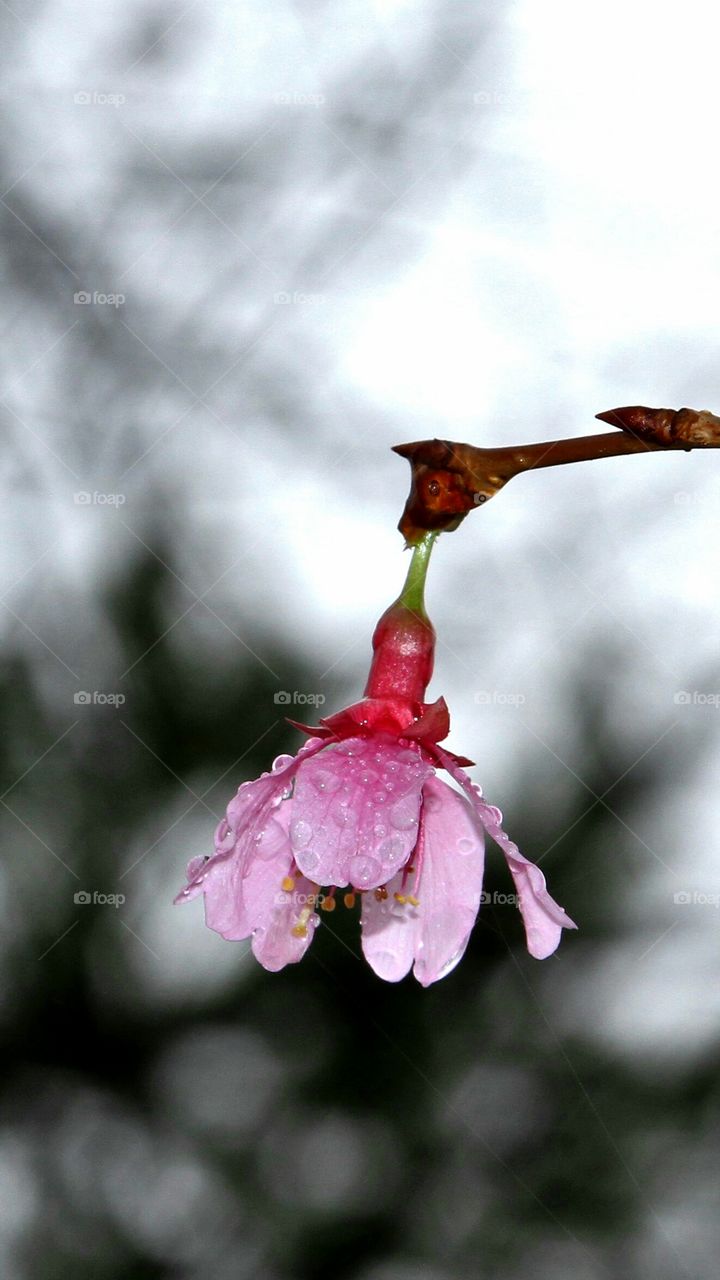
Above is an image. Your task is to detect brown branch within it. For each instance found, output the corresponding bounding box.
[393,405,720,543]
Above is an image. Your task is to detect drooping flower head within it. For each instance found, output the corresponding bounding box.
[176,534,576,984]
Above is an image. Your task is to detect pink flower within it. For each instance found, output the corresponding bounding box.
[176,540,576,984]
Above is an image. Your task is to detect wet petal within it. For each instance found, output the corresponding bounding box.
[243,804,320,970]
[174,737,327,941]
[411,777,486,986]
[290,735,434,890]
[361,882,418,982]
[434,746,577,959]
[361,775,485,985]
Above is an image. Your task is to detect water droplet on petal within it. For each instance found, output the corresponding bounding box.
[349,855,382,888]
[330,796,351,826]
[310,769,341,794]
[301,849,320,874]
[457,837,474,855]
[390,799,419,830]
[272,754,294,772]
[379,836,405,865]
[290,818,312,848]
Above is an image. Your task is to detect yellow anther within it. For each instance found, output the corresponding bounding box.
[281,875,295,892]
[343,892,356,909]
[320,896,336,912]
[406,895,420,907]
[291,903,313,938]
[394,892,407,905]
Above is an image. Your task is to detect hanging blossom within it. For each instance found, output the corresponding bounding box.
[176,535,576,985]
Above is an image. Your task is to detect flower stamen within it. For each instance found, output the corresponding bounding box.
[291,898,315,938]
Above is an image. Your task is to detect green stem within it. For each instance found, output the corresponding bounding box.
[398,531,436,616]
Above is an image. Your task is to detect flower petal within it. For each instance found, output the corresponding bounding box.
[411,777,486,985]
[434,746,577,959]
[242,803,320,970]
[174,737,327,939]
[360,883,418,983]
[361,777,485,986]
[290,735,434,890]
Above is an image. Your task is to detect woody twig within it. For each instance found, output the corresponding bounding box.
[393,405,720,544]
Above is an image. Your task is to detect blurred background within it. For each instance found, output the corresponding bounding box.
[1,1,719,1277]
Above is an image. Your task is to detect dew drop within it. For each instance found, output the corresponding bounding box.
[310,769,340,794]
[272,754,294,772]
[290,818,312,848]
[390,800,419,830]
[457,837,474,855]
[379,836,405,865]
[330,797,351,826]
[301,849,320,874]
[349,855,382,888]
